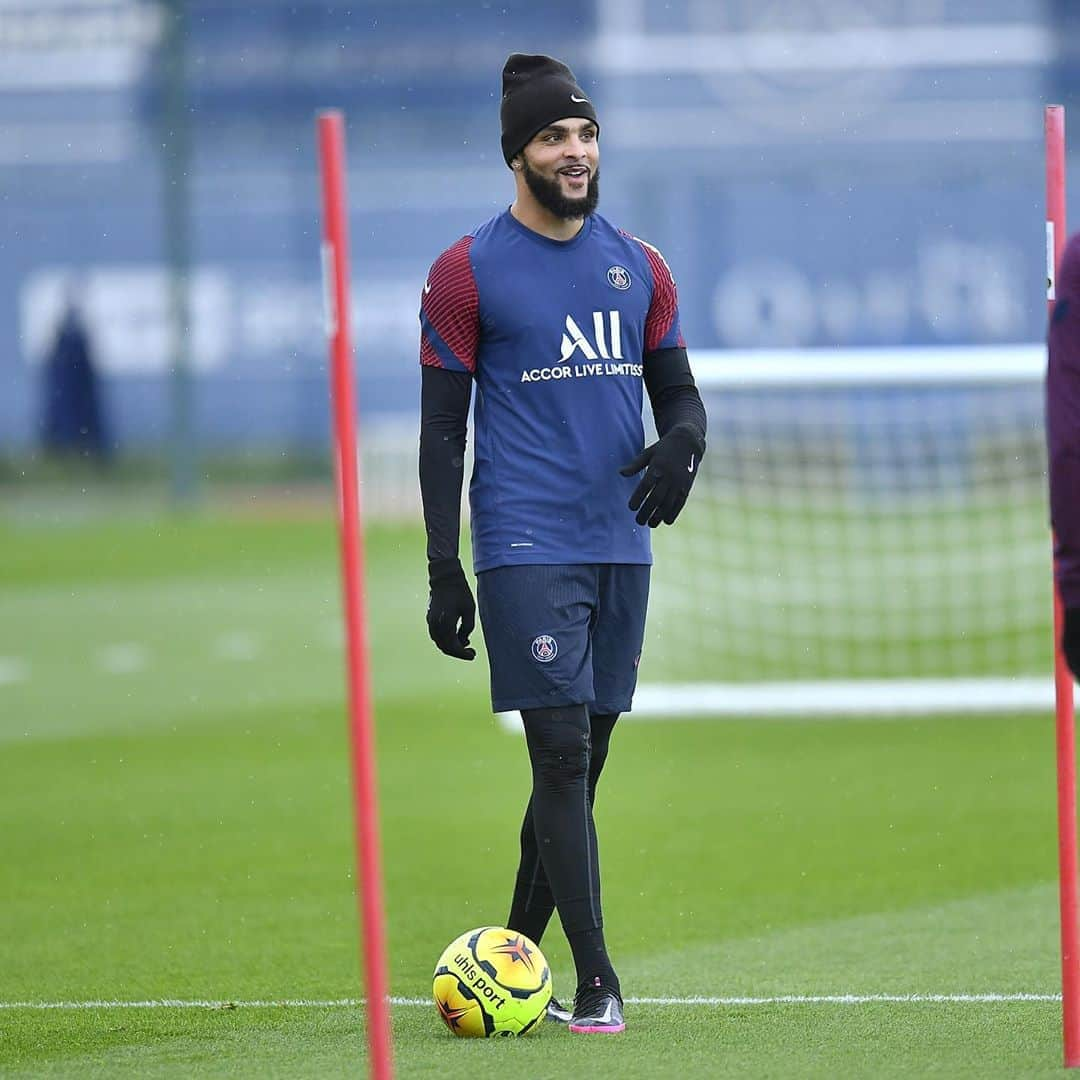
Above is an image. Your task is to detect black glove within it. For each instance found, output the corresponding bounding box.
[427,557,476,661]
[619,424,704,527]
[1065,606,1080,679]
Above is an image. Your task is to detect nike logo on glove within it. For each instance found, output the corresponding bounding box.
[687,455,695,474]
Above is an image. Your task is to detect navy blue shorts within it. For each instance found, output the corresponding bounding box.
[476,563,650,714]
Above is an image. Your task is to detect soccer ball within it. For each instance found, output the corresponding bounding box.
[432,926,552,1037]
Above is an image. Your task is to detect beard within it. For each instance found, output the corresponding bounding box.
[521,157,600,220]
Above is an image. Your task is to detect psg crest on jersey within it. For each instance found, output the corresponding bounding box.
[606,265,632,290]
[531,635,558,663]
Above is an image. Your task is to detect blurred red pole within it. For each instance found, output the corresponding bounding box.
[1046,103,1080,1070]
[317,109,394,1080]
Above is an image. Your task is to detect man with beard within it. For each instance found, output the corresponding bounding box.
[418,53,707,1035]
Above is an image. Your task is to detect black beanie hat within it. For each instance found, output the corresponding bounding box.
[500,53,599,167]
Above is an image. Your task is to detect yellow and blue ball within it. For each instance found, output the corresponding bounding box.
[432,926,551,1037]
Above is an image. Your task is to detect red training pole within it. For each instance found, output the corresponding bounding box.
[317,109,394,1080]
[1046,103,1080,1070]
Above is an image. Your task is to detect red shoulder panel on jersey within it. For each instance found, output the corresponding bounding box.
[420,235,479,373]
[626,233,686,353]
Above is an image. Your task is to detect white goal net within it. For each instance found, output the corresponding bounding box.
[640,345,1055,717]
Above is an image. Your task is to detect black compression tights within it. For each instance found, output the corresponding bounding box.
[507,706,619,949]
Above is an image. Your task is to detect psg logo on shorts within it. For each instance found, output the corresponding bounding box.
[606,265,631,290]
[531,635,558,663]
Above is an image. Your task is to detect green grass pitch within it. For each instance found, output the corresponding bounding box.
[0,502,1068,1076]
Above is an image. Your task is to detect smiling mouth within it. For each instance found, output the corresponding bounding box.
[559,166,589,179]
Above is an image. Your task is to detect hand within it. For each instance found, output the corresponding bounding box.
[619,424,704,527]
[427,557,476,660]
[1065,606,1080,679]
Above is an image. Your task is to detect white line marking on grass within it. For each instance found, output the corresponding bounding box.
[213,633,260,662]
[98,643,147,675]
[0,993,1060,1011]
[0,657,28,686]
[0,999,368,1010]
[628,993,1062,1004]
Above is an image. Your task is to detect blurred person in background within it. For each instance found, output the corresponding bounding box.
[418,53,707,1035]
[1050,232,1080,678]
[40,286,110,463]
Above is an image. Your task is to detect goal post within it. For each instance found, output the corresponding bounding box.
[639,343,1053,717]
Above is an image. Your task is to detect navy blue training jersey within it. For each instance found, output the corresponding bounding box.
[419,210,684,573]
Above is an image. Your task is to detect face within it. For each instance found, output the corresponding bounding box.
[517,118,600,219]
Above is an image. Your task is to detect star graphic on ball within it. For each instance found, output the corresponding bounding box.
[435,994,471,1032]
[490,934,536,973]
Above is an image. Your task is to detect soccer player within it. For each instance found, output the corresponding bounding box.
[1049,231,1080,678]
[418,53,707,1034]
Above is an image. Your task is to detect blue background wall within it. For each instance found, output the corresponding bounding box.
[1,0,1074,452]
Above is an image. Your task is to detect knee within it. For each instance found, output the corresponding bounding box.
[588,743,608,788]
[523,706,591,792]
[588,712,618,786]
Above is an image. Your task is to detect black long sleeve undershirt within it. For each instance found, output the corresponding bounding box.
[418,347,706,563]
[419,365,472,562]
[644,347,707,449]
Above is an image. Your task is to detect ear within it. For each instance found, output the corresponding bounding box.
[511,157,523,170]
